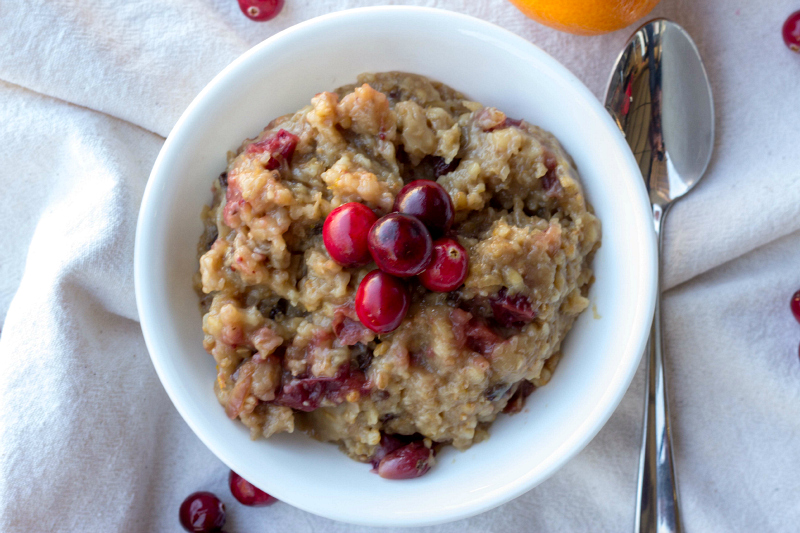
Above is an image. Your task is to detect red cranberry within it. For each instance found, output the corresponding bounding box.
[419,238,469,292]
[323,203,378,267]
[229,471,277,506]
[355,270,410,333]
[490,288,537,327]
[791,290,800,323]
[179,492,226,533]
[393,180,455,237]
[238,0,284,22]
[247,129,298,170]
[368,213,433,277]
[377,441,433,479]
[783,10,800,52]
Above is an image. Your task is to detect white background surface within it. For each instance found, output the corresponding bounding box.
[1,0,799,531]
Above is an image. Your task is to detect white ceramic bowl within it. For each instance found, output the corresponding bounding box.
[135,6,656,527]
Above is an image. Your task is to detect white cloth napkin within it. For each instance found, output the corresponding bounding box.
[1,1,799,531]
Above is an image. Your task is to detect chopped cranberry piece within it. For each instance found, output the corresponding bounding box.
[503,381,536,414]
[451,308,503,355]
[332,304,373,345]
[247,129,299,170]
[539,153,563,197]
[238,0,284,22]
[179,492,226,533]
[431,156,460,178]
[485,116,524,132]
[419,238,469,292]
[323,203,378,267]
[450,308,472,347]
[275,366,369,412]
[464,318,503,356]
[377,441,433,479]
[368,213,433,277]
[393,180,455,237]
[225,361,255,419]
[491,288,538,327]
[783,11,800,52]
[500,117,523,129]
[222,180,245,227]
[791,290,800,323]
[326,368,370,404]
[229,471,277,506]
[334,317,369,345]
[355,270,410,333]
[540,171,563,197]
[274,376,327,412]
[369,433,408,468]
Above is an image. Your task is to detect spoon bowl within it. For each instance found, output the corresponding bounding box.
[606,19,714,207]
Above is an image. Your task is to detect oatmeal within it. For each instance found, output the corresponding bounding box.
[195,72,601,477]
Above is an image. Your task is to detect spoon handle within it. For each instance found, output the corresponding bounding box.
[636,206,682,533]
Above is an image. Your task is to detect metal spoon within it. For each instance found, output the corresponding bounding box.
[604,19,714,533]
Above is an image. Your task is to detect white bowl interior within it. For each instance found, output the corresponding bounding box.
[135,7,656,527]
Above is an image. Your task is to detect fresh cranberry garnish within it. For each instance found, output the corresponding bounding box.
[377,441,433,479]
[791,290,800,323]
[783,10,800,52]
[238,0,284,22]
[323,203,378,267]
[419,238,469,292]
[368,213,433,277]
[393,180,455,237]
[247,129,298,170]
[229,471,277,507]
[490,288,537,327]
[179,492,226,533]
[355,270,410,333]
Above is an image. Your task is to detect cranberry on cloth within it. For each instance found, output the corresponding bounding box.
[0,1,799,532]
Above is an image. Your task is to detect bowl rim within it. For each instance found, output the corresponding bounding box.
[135,5,657,527]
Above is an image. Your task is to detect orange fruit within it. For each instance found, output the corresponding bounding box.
[508,0,662,35]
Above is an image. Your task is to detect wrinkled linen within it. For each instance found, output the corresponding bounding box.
[1,1,799,531]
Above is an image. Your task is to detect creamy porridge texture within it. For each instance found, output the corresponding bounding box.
[195,72,600,477]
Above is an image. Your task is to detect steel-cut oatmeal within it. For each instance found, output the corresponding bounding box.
[195,72,600,478]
